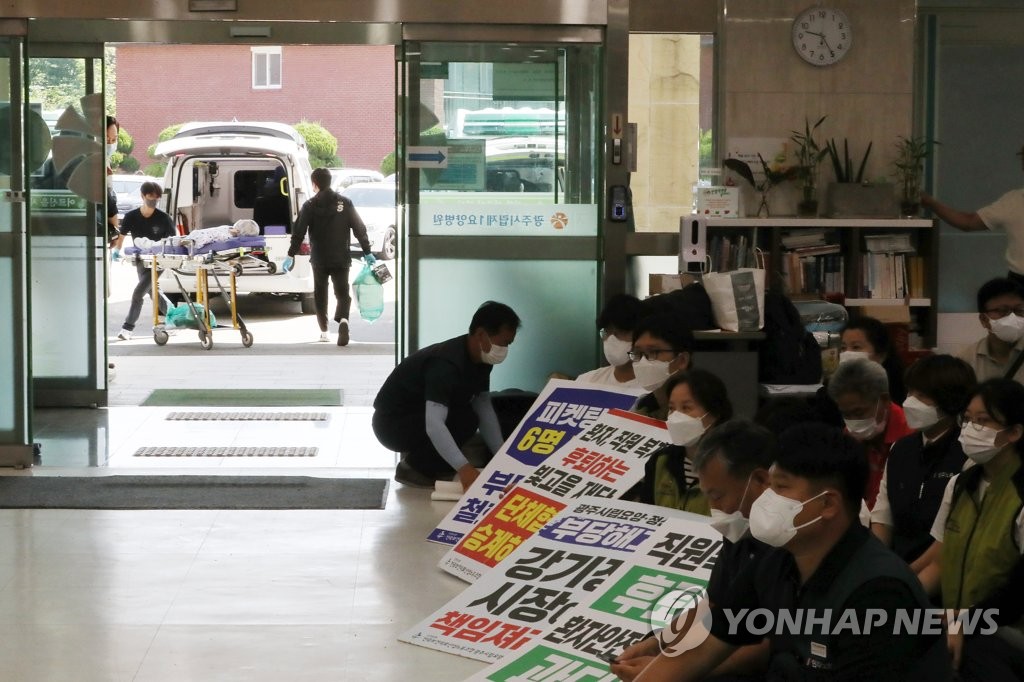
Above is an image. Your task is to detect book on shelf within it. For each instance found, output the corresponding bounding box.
[864,233,915,254]
[860,252,922,300]
[781,230,829,249]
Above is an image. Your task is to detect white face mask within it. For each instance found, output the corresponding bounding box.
[749,488,828,548]
[633,357,673,392]
[844,401,887,441]
[708,475,752,543]
[480,343,508,365]
[958,424,1005,464]
[602,335,632,367]
[666,411,707,447]
[839,350,871,365]
[989,313,1024,344]
[106,142,117,157]
[902,395,941,431]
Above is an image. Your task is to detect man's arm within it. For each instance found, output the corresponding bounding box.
[631,635,737,682]
[288,204,310,257]
[471,393,505,454]
[921,193,987,232]
[830,578,940,682]
[424,401,478,488]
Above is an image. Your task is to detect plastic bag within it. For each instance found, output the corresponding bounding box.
[353,263,384,322]
[165,303,216,329]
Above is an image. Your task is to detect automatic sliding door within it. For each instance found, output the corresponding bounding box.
[0,31,33,466]
[400,40,603,392]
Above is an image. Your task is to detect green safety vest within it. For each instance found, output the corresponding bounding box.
[652,454,710,516]
[941,455,1024,631]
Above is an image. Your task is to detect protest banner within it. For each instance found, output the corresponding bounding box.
[440,408,670,582]
[427,379,643,546]
[402,497,722,665]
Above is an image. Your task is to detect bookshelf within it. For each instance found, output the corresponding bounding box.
[705,218,938,348]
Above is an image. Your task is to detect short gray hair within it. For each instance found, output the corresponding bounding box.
[827,358,889,402]
[693,419,775,478]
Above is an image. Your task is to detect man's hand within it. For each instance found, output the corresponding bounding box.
[364,253,377,266]
[618,636,661,662]
[111,248,121,262]
[281,256,294,273]
[610,656,655,682]
[457,464,480,490]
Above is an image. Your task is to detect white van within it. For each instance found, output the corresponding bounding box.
[153,121,317,313]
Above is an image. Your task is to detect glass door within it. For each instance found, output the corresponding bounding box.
[399,38,604,392]
[0,29,33,466]
[26,43,108,407]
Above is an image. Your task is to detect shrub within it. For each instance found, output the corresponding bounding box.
[146,123,183,160]
[294,120,340,168]
[380,151,396,176]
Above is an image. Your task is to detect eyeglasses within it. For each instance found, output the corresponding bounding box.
[984,305,1024,319]
[957,414,1003,431]
[627,348,678,362]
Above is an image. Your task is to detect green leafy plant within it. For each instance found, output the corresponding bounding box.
[723,155,798,217]
[826,137,872,183]
[791,116,828,214]
[892,135,938,215]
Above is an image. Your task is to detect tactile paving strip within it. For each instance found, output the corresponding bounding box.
[165,412,329,421]
[133,446,319,457]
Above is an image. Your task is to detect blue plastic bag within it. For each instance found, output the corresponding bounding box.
[353,263,384,322]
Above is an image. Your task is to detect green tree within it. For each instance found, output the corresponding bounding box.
[28,58,84,111]
[143,123,184,177]
[294,120,341,168]
[380,151,396,176]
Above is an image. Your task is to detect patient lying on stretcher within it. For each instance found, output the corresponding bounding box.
[132,219,260,251]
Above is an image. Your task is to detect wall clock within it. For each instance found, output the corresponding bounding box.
[792,6,853,66]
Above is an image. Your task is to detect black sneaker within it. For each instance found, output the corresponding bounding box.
[394,459,435,488]
[337,319,350,346]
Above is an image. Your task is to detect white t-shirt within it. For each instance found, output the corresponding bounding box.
[978,188,1024,275]
[576,365,639,388]
[957,337,1024,383]
[929,472,1024,551]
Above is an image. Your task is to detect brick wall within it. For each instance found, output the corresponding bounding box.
[115,44,395,173]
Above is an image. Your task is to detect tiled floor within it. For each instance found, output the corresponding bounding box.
[0,353,489,681]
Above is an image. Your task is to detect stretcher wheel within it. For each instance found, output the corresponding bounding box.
[154,329,169,346]
[241,330,254,348]
[266,261,277,275]
[199,331,213,350]
[232,263,244,277]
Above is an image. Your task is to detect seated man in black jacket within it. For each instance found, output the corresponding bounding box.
[633,423,951,682]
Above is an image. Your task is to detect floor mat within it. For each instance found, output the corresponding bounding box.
[165,411,329,421]
[133,446,318,457]
[0,475,388,510]
[141,389,342,407]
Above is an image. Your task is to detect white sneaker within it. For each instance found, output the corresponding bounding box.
[318,332,329,342]
[117,328,133,341]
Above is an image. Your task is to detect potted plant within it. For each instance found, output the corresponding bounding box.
[790,116,829,216]
[723,155,798,217]
[892,135,938,216]
[823,138,898,217]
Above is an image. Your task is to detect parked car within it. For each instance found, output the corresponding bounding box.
[341,182,397,260]
[110,174,159,218]
[153,121,318,313]
[329,167,384,190]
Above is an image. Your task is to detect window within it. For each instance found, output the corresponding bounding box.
[251,47,282,89]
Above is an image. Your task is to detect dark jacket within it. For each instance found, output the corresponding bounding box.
[288,188,371,267]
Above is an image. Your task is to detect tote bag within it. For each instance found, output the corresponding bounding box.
[702,251,766,332]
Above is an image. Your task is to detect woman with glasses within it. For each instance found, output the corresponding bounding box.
[917,378,1024,680]
[958,277,1024,383]
[637,368,733,515]
[869,355,975,564]
[628,314,696,420]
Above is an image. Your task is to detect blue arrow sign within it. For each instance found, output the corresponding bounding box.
[407,146,448,168]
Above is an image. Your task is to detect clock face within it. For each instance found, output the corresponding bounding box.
[792,7,853,66]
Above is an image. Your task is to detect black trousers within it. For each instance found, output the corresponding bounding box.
[372,406,479,478]
[123,261,168,331]
[311,263,351,333]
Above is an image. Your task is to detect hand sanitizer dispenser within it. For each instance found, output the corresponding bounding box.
[678,215,707,274]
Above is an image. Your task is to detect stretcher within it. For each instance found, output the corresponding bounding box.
[124,237,267,349]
